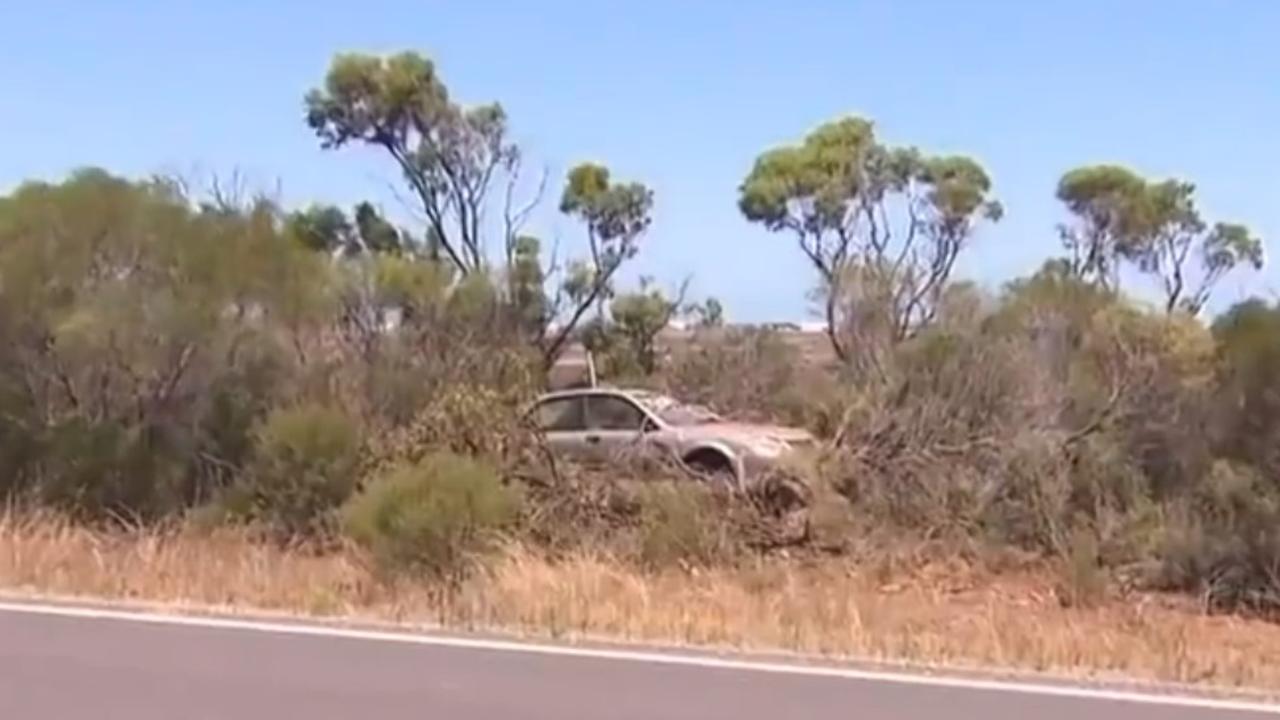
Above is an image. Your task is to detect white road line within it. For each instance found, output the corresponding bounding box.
[0,600,1276,714]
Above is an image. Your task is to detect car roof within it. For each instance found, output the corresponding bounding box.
[536,386,653,401]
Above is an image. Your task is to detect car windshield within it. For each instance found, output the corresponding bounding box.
[629,392,721,426]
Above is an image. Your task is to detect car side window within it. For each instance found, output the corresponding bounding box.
[588,395,646,431]
[533,396,586,432]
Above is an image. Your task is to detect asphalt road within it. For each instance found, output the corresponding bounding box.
[0,602,1276,719]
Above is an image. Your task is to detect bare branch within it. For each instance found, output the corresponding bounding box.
[503,159,548,265]
[541,256,625,367]
[378,135,467,273]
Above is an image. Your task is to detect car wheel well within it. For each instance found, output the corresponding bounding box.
[682,448,737,487]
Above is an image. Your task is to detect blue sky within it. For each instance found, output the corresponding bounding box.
[3,1,1278,321]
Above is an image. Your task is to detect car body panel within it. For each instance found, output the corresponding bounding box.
[527,387,814,491]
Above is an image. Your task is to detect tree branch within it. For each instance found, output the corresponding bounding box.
[503,160,548,265]
[541,255,626,367]
[378,135,467,273]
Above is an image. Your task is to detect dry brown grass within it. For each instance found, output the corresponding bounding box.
[4,512,1280,693]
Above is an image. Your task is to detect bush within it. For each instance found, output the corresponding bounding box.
[826,298,1163,559]
[1210,299,1280,477]
[0,384,44,503]
[1157,460,1280,613]
[243,405,362,537]
[661,326,835,430]
[362,382,540,485]
[32,418,190,520]
[193,341,291,497]
[979,434,1153,560]
[342,452,521,579]
[634,482,743,568]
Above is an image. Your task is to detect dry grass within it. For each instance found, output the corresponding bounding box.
[4,513,1280,693]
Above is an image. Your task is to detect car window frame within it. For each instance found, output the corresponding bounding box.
[585,392,652,433]
[531,394,587,433]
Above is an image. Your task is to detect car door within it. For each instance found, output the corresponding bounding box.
[529,394,591,458]
[583,393,649,460]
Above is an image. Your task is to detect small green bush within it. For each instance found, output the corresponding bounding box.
[363,382,538,482]
[635,481,741,568]
[244,404,362,537]
[1157,460,1280,612]
[0,382,41,502]
[34,418,189,520]
[342,452,520,579]
[194,342,289,493]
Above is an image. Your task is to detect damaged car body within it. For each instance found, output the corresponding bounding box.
[526,386,815,493]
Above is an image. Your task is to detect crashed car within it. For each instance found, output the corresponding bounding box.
[526,386,814,492]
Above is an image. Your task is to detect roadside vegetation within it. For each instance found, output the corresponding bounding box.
[2,49,1279,689]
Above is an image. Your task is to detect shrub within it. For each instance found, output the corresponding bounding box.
[193,341,291,497]
[362,382,540,485]
[342,452,520,579]
[661,326,834,429]
[634,481,742,568]
[243,405,362,537]
[32,418,189,520]
[1210,299,1280,477]
[0,383,43,503]
[1157,460,1280,613]
[826,300,1163,560]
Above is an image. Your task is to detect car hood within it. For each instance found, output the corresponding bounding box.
[677,422,814,446]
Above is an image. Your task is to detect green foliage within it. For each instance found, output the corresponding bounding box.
[304,50,654,368]
[738,115,1000,362]
[448,270,501,326]
[544,163,655,364]
[366,381,538,477]
[342,452,520,578]
[244,405,362,536]
[828,282,1188,560]
[0,388,40,501]
[286,204,355,254]
[507,235,549,337]
[1055,165,1149,289]
[560,164,654,249]
[738,117,880,232]
[609,279,679,375]
[370,252,452,312]
[997,258,1117,324]
[0,169,335,519]
[635,482,740,568]
[558,163,653,289]
[34,419,190,520]
[305,51,517,273]
[921,155,1005,226]
[1157,460,1280,611]
[1211,299,1280,475]
[193,338,291,493]
[560,260,597,307]
[1056,165,1263,312]
[353,201,404,255]
[693,297,725,328]
[286,202,406,257]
